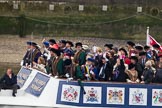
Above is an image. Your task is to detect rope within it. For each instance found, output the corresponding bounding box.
[25,14,138,26]
[143,13,162,21]
[1,13,162,25]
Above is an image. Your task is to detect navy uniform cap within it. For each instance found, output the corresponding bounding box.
[87,58,95,62]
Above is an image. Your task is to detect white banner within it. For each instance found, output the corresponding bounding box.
[107,87,125,105]
[61,85,80,103]
[83,86,102,104]
[129,88,147,106]
[152,89,162,106]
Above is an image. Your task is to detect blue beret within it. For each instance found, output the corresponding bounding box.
[87,58,95,62]
[43,41,49,47]
[26,41,32,45]
[26,41,37,46]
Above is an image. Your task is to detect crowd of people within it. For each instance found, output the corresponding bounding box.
[21,39,162,84]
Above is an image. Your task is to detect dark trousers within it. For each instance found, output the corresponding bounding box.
[0,83,18,94]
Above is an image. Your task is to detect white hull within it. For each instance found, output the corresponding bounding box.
[0,67,162,108]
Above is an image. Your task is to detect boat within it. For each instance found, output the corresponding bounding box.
[0,66,162,108]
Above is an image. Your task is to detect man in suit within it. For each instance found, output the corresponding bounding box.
[0,68,19,97]
[138,51,148,71]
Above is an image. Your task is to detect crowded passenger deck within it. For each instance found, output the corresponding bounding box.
[0,38,162,107]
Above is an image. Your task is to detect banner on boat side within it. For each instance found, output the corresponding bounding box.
[17,67,32,88]
[56,81,162,107]
[61,84,80,103]
[25,72,50,97]
[152,89,162,106]
[107,87,125,105]
[129,88,147,106]
[83,86,102,104]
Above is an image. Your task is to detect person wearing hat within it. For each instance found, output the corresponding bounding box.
[126,41,136,58]
[73,42,86,66]
[49,39,59,50]
[50,48,65,77]
[112,58,127,82]
[130,56,143,81]
[144,45,150,52]
[29,42,42,66]
[118,48,131,65]
[49,39,56,45]
[119,48,128,59]
[21,41,32,66]
[144,45,153,59]
[82,58,98,81]
[66,41,74,48]
[50,48,64,77]
[64,41,74,57]
[58,40,67,52]
[125,63,140,83]
[22,41,42,67]
[138,51,148,70]
[152,44,162,61]
[103,44,113,60]
[135,45,144,56]
[98,56,113,81]
[42,41,51,61]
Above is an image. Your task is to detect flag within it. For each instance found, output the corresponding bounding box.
[146,34,162,52]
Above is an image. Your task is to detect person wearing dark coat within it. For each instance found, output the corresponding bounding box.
[141,60,154,84]
[138,52,148,71]
[50,48,64,77]
[154,63,162,83]
[99,57,113,81]
[130,56,143,81]
[73,42,86,66]
[30,42,42,64]
[112,58,127,82]
[22,41,32,66]
[24,42,42,66]
[0,69,19,97]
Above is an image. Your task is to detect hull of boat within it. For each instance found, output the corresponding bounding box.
[0,67,162,108]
